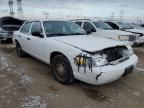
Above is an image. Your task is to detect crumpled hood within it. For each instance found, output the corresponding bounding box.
[51,35,127,52]
[125,28,144,35]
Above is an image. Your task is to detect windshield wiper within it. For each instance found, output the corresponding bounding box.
[46,33,70,37]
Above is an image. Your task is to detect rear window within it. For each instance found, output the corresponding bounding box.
[93,21,113,30]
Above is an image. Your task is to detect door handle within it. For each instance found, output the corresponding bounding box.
[18,35,21,37]
[27,37,30,40]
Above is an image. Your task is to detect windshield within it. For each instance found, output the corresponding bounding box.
[93,21,113,30]
[117,22,134,29]
[43,21,86,36]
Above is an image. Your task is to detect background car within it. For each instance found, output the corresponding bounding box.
[105,21,144,45]
[72,19,138,46]
[0,16,24,43]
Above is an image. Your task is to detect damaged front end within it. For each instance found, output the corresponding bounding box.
[74,46,132,73]
[0,16,25,40]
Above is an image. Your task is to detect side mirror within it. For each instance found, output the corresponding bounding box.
[32,31,44,38]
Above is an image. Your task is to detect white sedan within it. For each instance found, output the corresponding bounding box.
[72,19,137,45]
[13,20,138,85]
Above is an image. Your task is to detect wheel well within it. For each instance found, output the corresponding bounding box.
[15,39,19,44]
[50,52,66,64]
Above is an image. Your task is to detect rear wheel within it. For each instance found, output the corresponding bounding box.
[16,42,27,57]
[51,55,75,84]
[1,38,12,44]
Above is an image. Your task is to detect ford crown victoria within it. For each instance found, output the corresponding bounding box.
[13,20,138,85]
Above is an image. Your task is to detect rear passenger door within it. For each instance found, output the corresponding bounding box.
[28,21,45,60]
[83,22,96,33]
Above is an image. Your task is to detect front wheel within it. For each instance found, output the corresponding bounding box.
[51,55,75,84]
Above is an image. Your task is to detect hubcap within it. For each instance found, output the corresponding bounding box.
[55,61,66,78]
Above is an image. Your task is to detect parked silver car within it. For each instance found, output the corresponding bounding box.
[0,16,24,42]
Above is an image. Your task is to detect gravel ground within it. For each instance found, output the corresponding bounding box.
[0,43,144,108]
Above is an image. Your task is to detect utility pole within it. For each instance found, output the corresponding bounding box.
[120,10,124,22]
[110,12,114,21]
[8,0,14,16]
[17,0,23,19]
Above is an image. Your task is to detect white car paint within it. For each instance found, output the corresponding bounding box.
[13,20,138,85]
[72,19,137,45]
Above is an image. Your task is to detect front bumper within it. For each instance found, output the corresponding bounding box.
[0,33,12,40]
[74,54,138,85]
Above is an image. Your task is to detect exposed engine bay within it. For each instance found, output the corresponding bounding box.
[0,16,25,32]
[74,46,130,72]
[102,46,129,62]
[0,16,25,40]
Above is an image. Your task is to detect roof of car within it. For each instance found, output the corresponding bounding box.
[25,18,70,22]
[105,20,120,23]
[70,18,104,22]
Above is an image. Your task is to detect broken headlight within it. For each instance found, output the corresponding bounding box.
[74,54,108,67]
[74,56,95,66]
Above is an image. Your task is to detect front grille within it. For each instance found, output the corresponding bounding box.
[7,31,13,36]
[129,36,136,41]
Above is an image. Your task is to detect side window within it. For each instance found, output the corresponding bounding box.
[21,22,32,34]
[75,22,82,26]
[83,22,95,31]
[31,22,43,36]
[106,22,119,30]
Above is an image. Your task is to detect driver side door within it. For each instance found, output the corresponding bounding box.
[28,21,46,60]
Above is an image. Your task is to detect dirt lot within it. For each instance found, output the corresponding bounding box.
[0,43,144,108]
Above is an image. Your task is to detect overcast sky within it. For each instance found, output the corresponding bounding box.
[0,0,144,22]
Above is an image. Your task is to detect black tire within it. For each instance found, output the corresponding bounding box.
[132,43,138,47]
[16,42,27,57]
[51,55,75,84]
[1,38,12,44]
